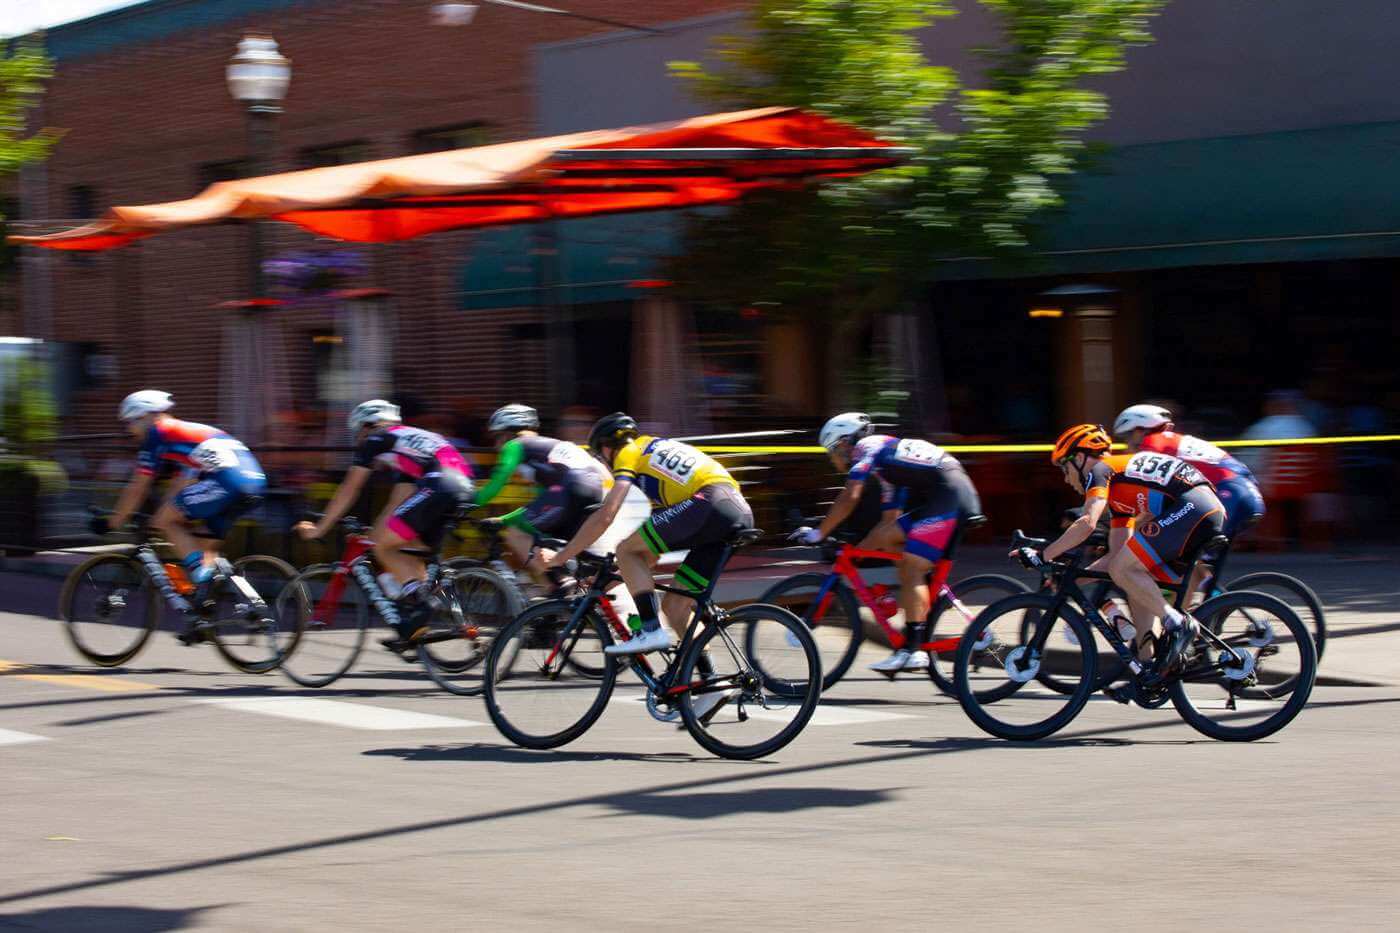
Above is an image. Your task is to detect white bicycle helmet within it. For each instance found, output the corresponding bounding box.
[819,412,873,451]
[347,399,401,433]
[488,403,539,433]
[119,389,174,421]
[1112,403,1172,437]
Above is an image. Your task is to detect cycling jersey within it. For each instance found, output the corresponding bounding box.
[611,436,738,507]
[352,425,472,481]
[475,435,611,506]
[137,417,260,480]
[1084,451,1213,528]
[848,435,967,506]
[1139,431,1254,486]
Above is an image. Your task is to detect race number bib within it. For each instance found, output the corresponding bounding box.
[1176,435,1227,464]
[646,441,702,484]
[893,438,945,466]
[189,437,247,472]
[547,442,596,471]
[1124,451,1185,485]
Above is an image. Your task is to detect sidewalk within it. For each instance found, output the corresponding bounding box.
[6,545,1398,686]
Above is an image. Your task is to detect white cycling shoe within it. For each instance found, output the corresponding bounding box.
[869,649,930,673]
[690,688,740,723]
[604,626,674,656]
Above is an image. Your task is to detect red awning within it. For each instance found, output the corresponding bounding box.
[12,107,907,251]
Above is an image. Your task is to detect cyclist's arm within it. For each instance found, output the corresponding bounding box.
[1044,494,1106,561]
[473,438,524,506]
[309,466,372,538]
[109,470,155,529]
[548,476,632,566]
[814,479,863,539]
[1086,524,1129,572]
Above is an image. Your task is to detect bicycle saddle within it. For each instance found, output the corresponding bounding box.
[537,537,568,550]
[964,514,988,529]
[728,528,764,547]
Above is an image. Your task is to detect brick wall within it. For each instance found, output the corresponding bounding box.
[25,0,742,437]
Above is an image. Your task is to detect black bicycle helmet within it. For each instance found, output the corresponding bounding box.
[587,412,639,453]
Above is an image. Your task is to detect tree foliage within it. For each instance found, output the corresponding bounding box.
[0,39,58,179]
[668,0,1164,310]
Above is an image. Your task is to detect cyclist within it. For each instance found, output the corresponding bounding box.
[1112,403,1265,539]
[1037,424,1225,674]
[798,413,982,674]
[474,403,611,590]
[294,399,474,649]
[97,390,267,616]
[545,413,753,662]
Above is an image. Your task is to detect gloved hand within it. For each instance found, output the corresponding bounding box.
[89,515,111,536]
[1012,546,1044,570]
[790,526,824,545]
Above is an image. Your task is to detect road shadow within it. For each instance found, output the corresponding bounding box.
[601,786,900,820]
[854,735,1134,751]
[362,742,718,765]
[0,903,224,931]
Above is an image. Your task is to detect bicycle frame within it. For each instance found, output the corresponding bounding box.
[809,545,962,654]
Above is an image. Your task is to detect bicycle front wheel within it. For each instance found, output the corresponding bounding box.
[955,593,1097,741]
[59,554,160,667]
[925,573,1030,696]
[1170,591,1316,741]
[277,564,369,688]
[419,566,524,696]
[681,604,822,760]
[757,572,861,691]
[209,555,303,674]
[483,599,617,749]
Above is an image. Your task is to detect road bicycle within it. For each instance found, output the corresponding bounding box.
[758,516,1029,692]
[277,513,523,694]
[483,528,822,760]
[59,511,300,672]
[954,530,1316,742]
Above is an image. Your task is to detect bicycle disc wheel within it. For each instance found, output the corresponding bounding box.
[681,604,821,760]
[59,554,160,667]
[955,593,1097,741]
[1225,572,1326,667]
[277,564,369,688]
[926,573,1030,696]
[209,555,302,674]
[419,566,524,696]
[483,599,617,749]
[1169,591,1316,741]
[756,572,861,690]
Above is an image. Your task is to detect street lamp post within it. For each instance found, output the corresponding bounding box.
[226,36,291,440]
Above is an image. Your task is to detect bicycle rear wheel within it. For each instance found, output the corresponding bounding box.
[59,554,160,667]
[419,566,524,696]
[681,604,822,760]
[1224,571,1326,668]
[1170,591,1316,741]
[483,599,617,749]
[209,555,302,674]
[925,574,1030,696]
[757,572,861,691]
[955,593,1097,741]
[277,565,369,688]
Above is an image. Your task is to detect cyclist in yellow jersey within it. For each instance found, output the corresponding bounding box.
[547,413,754,671]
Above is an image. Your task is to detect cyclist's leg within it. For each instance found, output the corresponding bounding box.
[165,474,236,582]
[372,482,417,540]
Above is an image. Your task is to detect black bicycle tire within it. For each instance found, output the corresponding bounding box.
[926,573,1031,696]
[482,599,617,749]
[756,572,862,690]
[955,592,1098,741]
[419,566,524,695]
[1225,571,1326,665]
[59,553,160,668]
[209,555,303,674]
[277,564,369,688]
[1168,590,1316,741]
[680,603,822,760]
[1017,600,1125,696]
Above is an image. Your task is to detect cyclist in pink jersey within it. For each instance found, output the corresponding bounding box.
[296,399,474,647]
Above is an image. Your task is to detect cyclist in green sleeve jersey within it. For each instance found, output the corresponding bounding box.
[476,404,612,590]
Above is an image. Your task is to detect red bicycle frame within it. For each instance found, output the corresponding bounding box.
[309,534,375,627]
[816,545,961,654]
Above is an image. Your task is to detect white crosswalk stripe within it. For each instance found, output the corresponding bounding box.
[0,727,49,746]
[200,697,485,731]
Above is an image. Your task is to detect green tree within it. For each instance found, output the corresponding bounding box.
[0,38,57,184]
[669,0,1164,362]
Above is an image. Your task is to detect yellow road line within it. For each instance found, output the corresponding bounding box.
[0,659,161,693]
[698,434,1400,456]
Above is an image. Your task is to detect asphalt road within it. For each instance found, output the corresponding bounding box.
[4,563,1400,932]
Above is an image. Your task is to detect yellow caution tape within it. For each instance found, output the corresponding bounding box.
[698,434,1400,456]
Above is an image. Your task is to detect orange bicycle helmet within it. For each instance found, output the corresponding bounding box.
[1051,424,1112,464]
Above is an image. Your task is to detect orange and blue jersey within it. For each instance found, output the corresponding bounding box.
[138,416,258,479]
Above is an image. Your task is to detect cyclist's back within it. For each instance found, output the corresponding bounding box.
[614,435,739,507]
[1090,451,1224,584]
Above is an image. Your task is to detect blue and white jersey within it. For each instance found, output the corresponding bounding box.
[848,434,960,505]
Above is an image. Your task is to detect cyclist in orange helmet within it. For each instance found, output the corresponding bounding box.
[1036,424,1224,675]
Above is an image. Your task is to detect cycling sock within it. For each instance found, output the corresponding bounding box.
[183,551,213,584]
[635,591,661,633]
[905,623,927,651]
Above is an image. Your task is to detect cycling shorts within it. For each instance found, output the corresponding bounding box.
[638,483,754,595]
[1216,476,1266,539]
[173,459,267,539]
[893,467,981,563]
[516,473,606,539]
[1124,486,1226,585]
[385,470,474,551]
